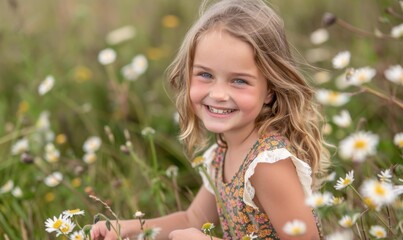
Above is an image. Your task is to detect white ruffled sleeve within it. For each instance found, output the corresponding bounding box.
[244,148,313,209]
[199,144,218,195]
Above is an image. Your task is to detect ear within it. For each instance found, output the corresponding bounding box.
[264,91,273,104]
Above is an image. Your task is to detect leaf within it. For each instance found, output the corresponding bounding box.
[106,220,111,231]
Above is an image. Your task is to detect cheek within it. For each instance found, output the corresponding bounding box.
[189,79,205,104]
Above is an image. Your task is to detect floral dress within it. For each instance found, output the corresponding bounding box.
[200,133,322,239]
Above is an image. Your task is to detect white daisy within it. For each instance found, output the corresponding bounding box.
[131,54,148,75]
[369,225,387,239]
[69,230,85,240]
[121,63,139,80]
[83,136,102,153]
[384,65,403,85]
[56,218,76,236]
[282,219,306,236]
[391,23,403,38]
[134,211,145,218]
[63,209,85,218]
[325,171,337,182]
[334,170,354,190]
[377,169,392,183]
[137,227,161,240]
[44,172,63,187]
[11,186,23,198]
[0,180,14,194]
[332,51,351,69]
[36,111,51,131]
[305,191,332,208]
[165,165,179,178]
[241,232,258,240]
[393,132,403,148]
[83,152,97,164]
[360,179,396,208]
[346,67,376,86]
[330,196,344,205]
[313,71,331,85]
[141,127,155,136]
[45,214,74,235]
[11,138,29,155]
[325,230,354,240]
[45,143,60,163]
[338,214,359,228]
[338,131,379,162]
[106,25,136,45]
[315,89,350,107]
[38,75,55,95]
[98,48,116,65]
[332,110,351,128]
[310,28,329,45]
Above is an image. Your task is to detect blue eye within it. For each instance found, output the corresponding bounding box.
[233,79,247,85]
[198,72,212,79]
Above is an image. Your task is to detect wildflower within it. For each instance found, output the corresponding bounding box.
[83,152,97,164]
[330,196,344,205]
[98,48,116,65]
[106,25,136,45]
[12,186,23,198]
[282,220,306,236]
[241,232,258,240]
[310,28,329,45]
[121,63,139,80]
[334,170,354,190]
[141,127,155,136]
[313,71,331,85]
[377,169,392,183]
[391,23,403,38]
[45,143,60,163]
[360,179,396,208]
[70,230,85,240]
[315,89,350,106]
[63,209,85,218]
[165,165,179,178]
[346,67,376,86]
[305,48,331,63]
[44,172,63,187]
[56,134,67,144]
[134,211,145,218]
[332,110,351,128]
[191,156,205,168]
[45,215,76,236]
[0,180,14,194]
[73,66,93,83]
[38,75,55,95]
[11,138,29,155]
[393,132,403,148]
[201,222,215,234]
[369,225,387,239]
[325,230,354,240]
[305,191,332,208]
[384,65,403,85]
[363,197,380,211]
[132,54,148,75]
[325,171,337,182]
[137,227,161,240]
[83,136,102,153]
[36,111,51,132]
[162,15,180,28]
[338,214,359,228]
[45,192,56,202]
[338,131,379,162]
[332,51,351,69]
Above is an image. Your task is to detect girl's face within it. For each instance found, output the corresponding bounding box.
[190,29,271,138]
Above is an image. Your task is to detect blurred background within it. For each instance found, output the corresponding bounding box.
[0,0,402,239]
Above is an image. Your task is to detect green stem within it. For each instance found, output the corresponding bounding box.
[360,86,403,109]
[148,136,159,173]
[200,166,236,239]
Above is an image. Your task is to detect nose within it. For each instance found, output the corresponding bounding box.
[209,82,229,101]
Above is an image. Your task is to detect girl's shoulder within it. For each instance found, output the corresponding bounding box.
[253,132,294,155]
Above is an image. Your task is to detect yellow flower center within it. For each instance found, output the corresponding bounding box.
[60,224,70,233]
[354,140,367,149]
[364,197,377,210]
[375,230,385,237]
[315,197,324,206]
[291,227,303,235]
[398,140,403,148]
[344,219,352,227]
[374,183,385,196]
[68,209,81,214]
[74,235,82,240]
[162,15,180,28]
[328,92,339,103]
[52,219,62,228]
[342,179,351,185]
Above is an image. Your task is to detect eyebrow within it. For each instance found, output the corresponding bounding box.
[192,64,258,79]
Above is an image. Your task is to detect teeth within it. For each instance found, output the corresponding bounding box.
[208,106,234,114]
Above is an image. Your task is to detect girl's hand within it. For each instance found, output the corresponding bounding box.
[169,228,210,240]
[90,220,133,240]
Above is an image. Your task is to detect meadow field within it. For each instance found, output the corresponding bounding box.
[0,0,402,239]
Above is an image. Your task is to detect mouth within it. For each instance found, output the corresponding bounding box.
[206,105,236,114]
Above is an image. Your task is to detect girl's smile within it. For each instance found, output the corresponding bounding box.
[190,28,271,138]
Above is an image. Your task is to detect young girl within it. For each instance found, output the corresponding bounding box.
[91,0,330,239]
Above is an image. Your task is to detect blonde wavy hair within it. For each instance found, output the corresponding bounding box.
[167,0,330,186]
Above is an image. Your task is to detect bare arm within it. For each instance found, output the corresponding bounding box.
[91,186,219,240]
[250,158,320,240]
